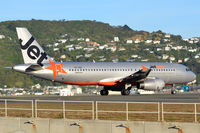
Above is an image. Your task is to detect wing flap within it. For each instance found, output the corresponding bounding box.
[117,68,151,84]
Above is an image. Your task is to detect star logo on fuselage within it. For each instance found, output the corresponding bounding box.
[45,60,67,79]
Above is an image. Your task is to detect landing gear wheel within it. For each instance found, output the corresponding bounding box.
[171,90,176,94]
[121,89,130,95]
[100,90,109,96]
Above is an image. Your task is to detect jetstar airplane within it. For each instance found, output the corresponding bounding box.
[12,27,196,95]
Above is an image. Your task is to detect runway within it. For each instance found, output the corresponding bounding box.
[0,93,200,103]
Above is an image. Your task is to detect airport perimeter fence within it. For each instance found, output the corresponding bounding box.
[0,99,199,122]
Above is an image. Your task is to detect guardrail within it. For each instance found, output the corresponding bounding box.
[0,99,199,122]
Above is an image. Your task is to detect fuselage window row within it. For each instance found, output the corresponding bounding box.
[68,68,176,72]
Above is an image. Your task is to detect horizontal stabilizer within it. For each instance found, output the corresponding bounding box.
[25,64,43,72]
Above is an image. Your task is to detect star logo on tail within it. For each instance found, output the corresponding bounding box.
[45,60,67,79]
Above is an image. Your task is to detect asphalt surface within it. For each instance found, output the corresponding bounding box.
[0,93,200,103]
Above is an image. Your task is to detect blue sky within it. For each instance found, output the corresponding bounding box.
[1,0,200,38]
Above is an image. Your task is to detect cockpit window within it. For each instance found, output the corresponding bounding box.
[186,68,191,71]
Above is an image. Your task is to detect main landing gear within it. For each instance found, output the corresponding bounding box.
[121,89,130,95]
[100,89,109,96]
[100,85,132,96]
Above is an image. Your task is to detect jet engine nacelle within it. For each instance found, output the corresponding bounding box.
[137,79,165,90]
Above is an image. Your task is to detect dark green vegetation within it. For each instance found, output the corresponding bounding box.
[0,20,199,88]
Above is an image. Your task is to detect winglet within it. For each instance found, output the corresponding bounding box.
[141,65,148,72]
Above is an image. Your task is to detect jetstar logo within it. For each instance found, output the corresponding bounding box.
[150,65,165,69]
[19,37,48,66]
[45,60,67,79]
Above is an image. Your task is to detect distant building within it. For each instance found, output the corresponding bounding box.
[162,54,169,60]
[131,55,138,58]
[157,48,162,51]
[118,47,126,51]
[111,46,117,52]
[178,59,183,63]
[60,89,74,96]
[54,43,59,47]
[0,35,5,39]
[165,46,170,51]
[188,49,197,52]
[68,47,74,51]
[114,37,119,42]
[58,39,67,43]
[184,58,190,62]
[165,34,171,38]
[134,39,141,44]
[169,57,175,61]
[141,59,149,62]
[112,58,119,62]
[77,38,84,41]
[60,55,66,59]
[145,40,152,44]
[85,38,90,42]
[153,40,160,44]
[53,48,59,51]
[126,40,133,44]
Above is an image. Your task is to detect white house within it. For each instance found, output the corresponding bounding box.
[162,54,169,60]
[68,47,74,51]
[188,49,197,52]
[126,40,133,44]
[76,55,83,59]
[145,40,152,44]
[163,39,169,42]
[58,39,67,43]
[60,89,74,96]
[53,48,59,51]
[118,47,126,51]
[157,48,162,51]
[77,38,84,41]
[85,54,92,58]
[169,57,175,61]
[111,46,117,52]
[177,46,183,50]
[75,46,83,50]
[153,40,160,44]
[184,58,190,62]
[134,39,141,44]
[141,59,149,62]
[85,38,90,42]
[0,35,5,39]
[165,46,170,51]
[114,37,119,42]
[60,55,66,59]
[165,34,171,38]
[188,40,194,44]
[99,46,105,50]
[131,55,138,58]
[54,43,59,47]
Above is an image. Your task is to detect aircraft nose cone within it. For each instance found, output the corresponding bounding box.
[192,72,196,81]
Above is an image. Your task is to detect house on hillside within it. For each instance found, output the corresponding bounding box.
[58,39,67,43]
[126,40,133,44]
[165,34,171,38]
[114,37,119,42]
[153,40,160,44]
[162,54,169,60]
[0,35,5,39]
[134,39,141,44]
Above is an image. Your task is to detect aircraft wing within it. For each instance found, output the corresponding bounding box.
[117,66,151,84]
